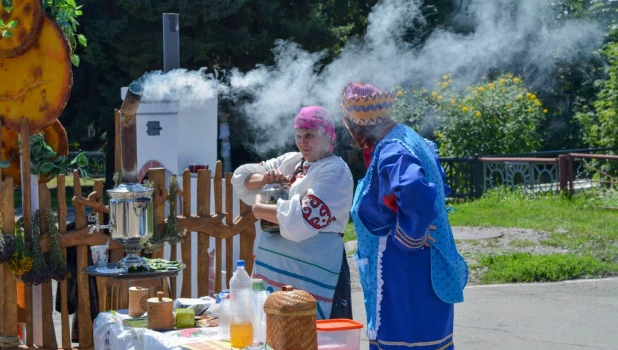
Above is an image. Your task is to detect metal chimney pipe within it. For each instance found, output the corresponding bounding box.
[162,13,180,72]
[119,82,143,183]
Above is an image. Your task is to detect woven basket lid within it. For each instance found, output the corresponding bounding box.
[263,285,316,316]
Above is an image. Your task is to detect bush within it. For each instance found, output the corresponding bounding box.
[392,74,547,157]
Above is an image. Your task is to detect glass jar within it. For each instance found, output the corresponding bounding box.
[259,182,289,233]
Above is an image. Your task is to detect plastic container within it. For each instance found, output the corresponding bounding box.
[229,260,254,348]
[316,319,364,350]
[218,295,231,341]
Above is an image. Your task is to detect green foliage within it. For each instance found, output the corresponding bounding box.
[42,0,87,67]
[576,38,618,150]
[0,0,16,38]
[477,252,618,284]
[392,74,547,157]
[29,134,89,181]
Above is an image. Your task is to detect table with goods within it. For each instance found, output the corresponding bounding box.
[92,259,363,350]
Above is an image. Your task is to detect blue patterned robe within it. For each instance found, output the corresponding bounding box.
[351,124,468,349]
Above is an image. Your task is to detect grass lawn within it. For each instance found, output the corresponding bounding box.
[342,187,618,283]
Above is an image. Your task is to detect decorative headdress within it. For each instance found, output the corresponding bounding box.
[293,106,336,151]
[341,82,396,125]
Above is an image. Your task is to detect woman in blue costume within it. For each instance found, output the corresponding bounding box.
[340,83,468,350]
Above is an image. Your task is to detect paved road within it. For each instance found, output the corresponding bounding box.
[352,277,618,349]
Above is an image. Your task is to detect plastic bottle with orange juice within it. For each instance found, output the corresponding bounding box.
[229,260,254,348]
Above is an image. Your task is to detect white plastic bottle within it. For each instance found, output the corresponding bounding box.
[217,294,231,341]
[229,260,254,348]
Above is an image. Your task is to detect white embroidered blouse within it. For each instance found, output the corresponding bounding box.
[231,152,354,242]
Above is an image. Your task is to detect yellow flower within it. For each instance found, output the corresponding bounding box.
[437,95,443,100]
[528,108,533,112]
[526,92,532,99]
[451,98,456,104]
[397,90,404,97]
[475,111,481,117]
[432,91,438,98]
[506,73,513,78]
[499,79,506,85]
[513,77,520,83]
[470,106,475,111]
[462,107,468,112]
[530,94,537,100]
[535,100,542,107]
[478,86,486,92]
[442,75,448,80]
[422,88,427,93]
[438,133,444,138]
[488,83,495,90]
[441,82,450,89]
[517,94,523,99]
[543,109,548,114]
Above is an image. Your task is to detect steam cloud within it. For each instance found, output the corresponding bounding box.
[137,0,604,156]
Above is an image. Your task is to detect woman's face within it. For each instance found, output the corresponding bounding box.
[295,128,331,162]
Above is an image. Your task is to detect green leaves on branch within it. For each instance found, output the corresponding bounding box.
[1,0,12,13]
[42,0,86,67]
[0,16,18,39]
[29,134,89,181]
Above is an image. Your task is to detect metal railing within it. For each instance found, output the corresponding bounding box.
[438,149,618,199]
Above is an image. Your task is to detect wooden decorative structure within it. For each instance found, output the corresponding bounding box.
[0,118,257,349]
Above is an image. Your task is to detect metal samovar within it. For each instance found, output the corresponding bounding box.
[106,183,154,271]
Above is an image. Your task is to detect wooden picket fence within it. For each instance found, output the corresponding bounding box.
[0,119,257,349]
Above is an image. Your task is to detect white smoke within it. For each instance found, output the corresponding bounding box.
[136,0,604,155]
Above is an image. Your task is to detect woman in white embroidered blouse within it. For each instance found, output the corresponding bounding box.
[231,106,354,319]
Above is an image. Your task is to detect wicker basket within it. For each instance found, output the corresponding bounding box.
[263,285,317,350]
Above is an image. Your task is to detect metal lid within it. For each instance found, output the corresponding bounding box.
[107,183,154,199]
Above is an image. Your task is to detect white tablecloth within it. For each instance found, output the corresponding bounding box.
[93,309,219,350]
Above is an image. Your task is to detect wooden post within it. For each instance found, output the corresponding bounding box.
[567,155,574,193]
[181,170,192,298]
[93,180,108,312]
[57,174,71,349]
[73,170,93,347]
[197,169,211,297]
[19,117,33,346]
[38,184,58,348]
[225,172,234,281]
[214,162,223,292]
[558,155,569,192]
[1,176,18,344]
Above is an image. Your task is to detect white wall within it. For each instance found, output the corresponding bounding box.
[176,99,218,172]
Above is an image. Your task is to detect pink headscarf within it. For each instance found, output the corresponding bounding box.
[293,106,336,151]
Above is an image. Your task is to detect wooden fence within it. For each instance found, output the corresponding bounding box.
[0,119,256,349]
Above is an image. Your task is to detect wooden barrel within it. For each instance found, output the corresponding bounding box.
[147,291,173,330]
[263,285,317,350]
[128,286,149,317]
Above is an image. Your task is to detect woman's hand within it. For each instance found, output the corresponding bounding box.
[261,169,285,185]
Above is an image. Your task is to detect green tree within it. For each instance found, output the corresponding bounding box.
[576,36,618,150]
